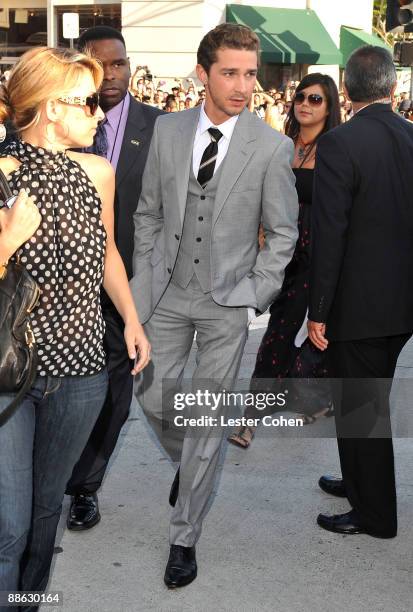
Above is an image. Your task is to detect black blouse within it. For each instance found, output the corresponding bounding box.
[2,140,107,377]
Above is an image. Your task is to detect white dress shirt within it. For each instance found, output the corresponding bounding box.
[192,103,239,177]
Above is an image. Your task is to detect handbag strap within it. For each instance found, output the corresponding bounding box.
[0,168,38,426]
[0,345,37,427]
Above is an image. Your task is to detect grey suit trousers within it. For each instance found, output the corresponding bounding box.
[136,276,249,546]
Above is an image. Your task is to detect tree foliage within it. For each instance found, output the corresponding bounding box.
[373,0,413,43]
[373,0,392,43]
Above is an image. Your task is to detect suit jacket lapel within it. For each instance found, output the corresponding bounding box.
[213,108,256,226]
[174,106,200,226]
[116,95,147,188]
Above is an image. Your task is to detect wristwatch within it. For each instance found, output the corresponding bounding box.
[0,259,8,280]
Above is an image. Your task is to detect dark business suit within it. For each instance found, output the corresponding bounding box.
[309,103,413,537]
[66,95,164,495]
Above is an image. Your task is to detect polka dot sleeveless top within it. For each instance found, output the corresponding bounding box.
[3,140,107,377]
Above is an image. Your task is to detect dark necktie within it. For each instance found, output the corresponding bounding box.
[90,118,108,157]
[197,127,223,188]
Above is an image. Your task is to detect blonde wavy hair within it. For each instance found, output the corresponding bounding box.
[0,47,103,132]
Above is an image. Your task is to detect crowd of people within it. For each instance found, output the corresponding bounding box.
[2,56,413,129]
[0,21,413,611]
[126,66,413,128]
[129,70,313,127]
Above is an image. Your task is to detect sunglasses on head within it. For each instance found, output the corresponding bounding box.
[58,92,100,116]
[294,92,324,107]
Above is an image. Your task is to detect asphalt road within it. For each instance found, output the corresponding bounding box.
[49,318,413,612]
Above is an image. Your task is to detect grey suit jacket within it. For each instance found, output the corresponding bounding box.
[130,106,298,324]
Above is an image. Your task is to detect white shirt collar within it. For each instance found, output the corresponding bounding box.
[198,102,239,141]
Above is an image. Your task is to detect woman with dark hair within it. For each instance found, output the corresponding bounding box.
[229,73,341,448]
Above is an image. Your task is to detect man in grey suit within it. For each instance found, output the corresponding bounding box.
[131,23,298,588]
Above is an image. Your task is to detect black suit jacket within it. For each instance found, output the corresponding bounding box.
[114,95,164,279]
[309,103,413,341]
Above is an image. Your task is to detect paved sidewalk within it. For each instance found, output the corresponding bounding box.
[49,319,413,612]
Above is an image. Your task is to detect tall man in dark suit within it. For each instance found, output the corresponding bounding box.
[308,45,413,538]
[65,26,164,530]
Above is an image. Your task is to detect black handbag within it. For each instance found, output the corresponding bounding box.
[0,168,40,426]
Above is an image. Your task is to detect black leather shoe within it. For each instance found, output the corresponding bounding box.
[318,475,347,498]
[317,510,366,535]
[67,493,101,531]
[169,468,180,507]
[317,510,396,539]
[164,545,197,588]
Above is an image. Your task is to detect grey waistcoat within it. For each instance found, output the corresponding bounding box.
[172,162,224,293]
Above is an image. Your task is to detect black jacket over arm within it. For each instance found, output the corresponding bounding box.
[309,103,413,341]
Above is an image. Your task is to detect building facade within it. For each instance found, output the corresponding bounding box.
[1,0,384,88]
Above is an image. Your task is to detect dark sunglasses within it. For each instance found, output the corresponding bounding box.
[58,92,100,116]
[294,92,324,107]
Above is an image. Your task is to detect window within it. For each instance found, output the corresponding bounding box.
[55,4,121,47]
[0,7,47,59]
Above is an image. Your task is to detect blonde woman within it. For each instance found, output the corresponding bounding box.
[0,47,150,597]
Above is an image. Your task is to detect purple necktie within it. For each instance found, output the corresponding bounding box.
[89,119,108,158]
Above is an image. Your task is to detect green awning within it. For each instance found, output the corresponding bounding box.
[226,5,342,65]
[340,26,390,67]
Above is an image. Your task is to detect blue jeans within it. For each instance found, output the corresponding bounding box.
[0,370,108,611]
